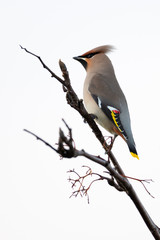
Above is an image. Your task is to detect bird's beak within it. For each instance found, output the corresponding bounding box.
[73,56,81,61]
[73,56,87,70]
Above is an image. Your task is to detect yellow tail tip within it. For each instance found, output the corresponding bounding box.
[131,152,139,160]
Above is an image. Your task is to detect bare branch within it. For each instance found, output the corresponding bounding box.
[123,175,154,198]
[24,129,58,153]
[24,121,76,159]
[68,166,124,203]
[23,124,128,191]
[21,46,160,239]
[20,45,65,85]
[23,124,131,195]
[68,166,124,204]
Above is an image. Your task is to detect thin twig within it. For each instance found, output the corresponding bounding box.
[24,129,58,153]
[123,175,154,198]
[20,45,65,84]
[68,166,124,204]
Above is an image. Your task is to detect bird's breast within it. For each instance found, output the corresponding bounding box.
[83,85,115,135]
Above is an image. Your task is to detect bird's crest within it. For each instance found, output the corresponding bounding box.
[80,45,114,57]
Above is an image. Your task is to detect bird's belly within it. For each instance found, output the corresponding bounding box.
[84,96,115,135]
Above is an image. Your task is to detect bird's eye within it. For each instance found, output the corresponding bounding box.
[86,53,94,58]
[84,52,100,59]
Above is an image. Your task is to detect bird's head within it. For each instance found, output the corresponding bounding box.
[73,45,114,70]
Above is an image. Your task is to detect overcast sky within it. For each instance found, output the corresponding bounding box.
[1,0,160,239]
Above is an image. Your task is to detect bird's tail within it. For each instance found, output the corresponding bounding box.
[127,142,139,160]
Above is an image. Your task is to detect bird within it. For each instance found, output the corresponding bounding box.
[73,45,139,159]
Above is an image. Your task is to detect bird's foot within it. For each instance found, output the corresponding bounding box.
[89,114,98,120]
[104,135,117,154]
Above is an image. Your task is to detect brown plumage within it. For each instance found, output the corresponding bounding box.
[80,45,114,56]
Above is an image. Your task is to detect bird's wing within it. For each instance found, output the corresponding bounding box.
[88,74,128,140]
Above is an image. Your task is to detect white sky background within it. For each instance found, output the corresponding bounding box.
[1,0,160,239]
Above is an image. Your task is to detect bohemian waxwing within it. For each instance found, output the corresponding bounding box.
[73,45,139,159]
